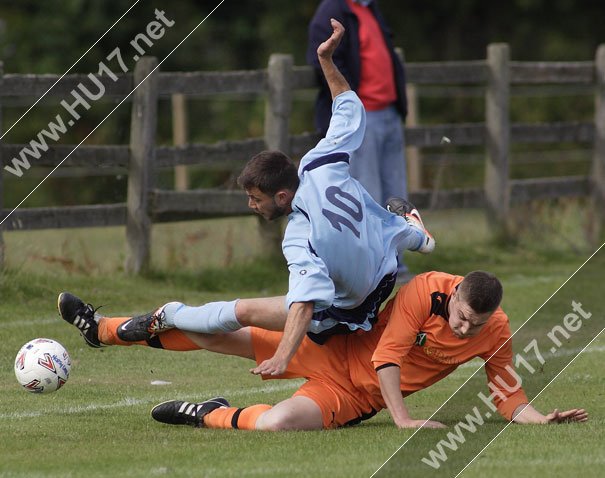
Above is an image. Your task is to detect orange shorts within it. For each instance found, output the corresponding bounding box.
[251,327,379,429]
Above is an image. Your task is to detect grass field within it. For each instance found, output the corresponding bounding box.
[1,206,603,477]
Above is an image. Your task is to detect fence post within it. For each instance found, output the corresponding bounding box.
[172,93,189,191]
[261,53,293,260]
[591,45,605,245]
[396,47,422,192]
[485,43,512,240]
[0,62,4,270]
[126,57,159,274]
[406,83,422,191]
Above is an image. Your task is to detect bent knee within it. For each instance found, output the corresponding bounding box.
[254,404,323,431]
[184,331,230,349]
[255,413,299,432]
[233,299,251,326]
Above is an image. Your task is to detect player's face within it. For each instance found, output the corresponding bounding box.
[447,290,492,339]
[245,187,289,221]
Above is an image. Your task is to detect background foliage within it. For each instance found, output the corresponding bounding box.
[0,1,603,206]
[2,0,605,73]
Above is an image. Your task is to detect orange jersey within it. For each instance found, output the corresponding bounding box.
[253,271,529,426]
[347,271,528,420]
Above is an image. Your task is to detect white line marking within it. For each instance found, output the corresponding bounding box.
[4,318,58,328]
[1,380,301,420]
[4,343,604,421]
[456,345,605,369]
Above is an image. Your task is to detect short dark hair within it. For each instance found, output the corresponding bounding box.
[458,271,503,314]
[237,151,299,195]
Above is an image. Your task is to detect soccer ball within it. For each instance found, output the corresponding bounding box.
[14,338,71,394]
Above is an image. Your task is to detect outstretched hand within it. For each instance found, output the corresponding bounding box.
[251,355,289,377]
[544,408,588,424]
[397,418,447,429]
[317,18,345,60]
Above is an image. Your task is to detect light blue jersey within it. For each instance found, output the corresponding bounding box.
[284,90,421,313]
[157,91,424,339]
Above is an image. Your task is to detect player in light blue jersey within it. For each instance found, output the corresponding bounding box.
[58,19,435,377]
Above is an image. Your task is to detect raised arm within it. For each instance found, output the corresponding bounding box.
[317,18,350,99]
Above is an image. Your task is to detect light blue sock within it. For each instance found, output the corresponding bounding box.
[401,226,425,252]
[412,228,425,251]
[161,300,241,333]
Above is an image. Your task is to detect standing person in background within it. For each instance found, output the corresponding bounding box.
[308,0,412,281]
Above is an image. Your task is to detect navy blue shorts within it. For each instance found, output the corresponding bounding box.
[306,272,397,344]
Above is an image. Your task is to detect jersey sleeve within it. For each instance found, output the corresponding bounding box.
[371,277,430,369]
[298,90,366,172]
[283,210,335,311]
[480,313,529,421]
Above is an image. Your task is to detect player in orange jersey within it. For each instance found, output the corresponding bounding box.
[57,270,587,430]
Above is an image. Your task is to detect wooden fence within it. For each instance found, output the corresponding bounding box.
[1,43,604,272]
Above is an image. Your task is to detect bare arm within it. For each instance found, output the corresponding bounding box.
[377,366,445,429]
[251,301,314,376]
[317,18,350,99]
[511,403,588,424]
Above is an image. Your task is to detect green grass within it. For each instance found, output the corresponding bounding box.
[1,207,603,477]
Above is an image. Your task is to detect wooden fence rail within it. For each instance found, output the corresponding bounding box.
[0,43,604,272]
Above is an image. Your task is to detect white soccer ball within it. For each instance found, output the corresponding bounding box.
[14,338,71,394]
